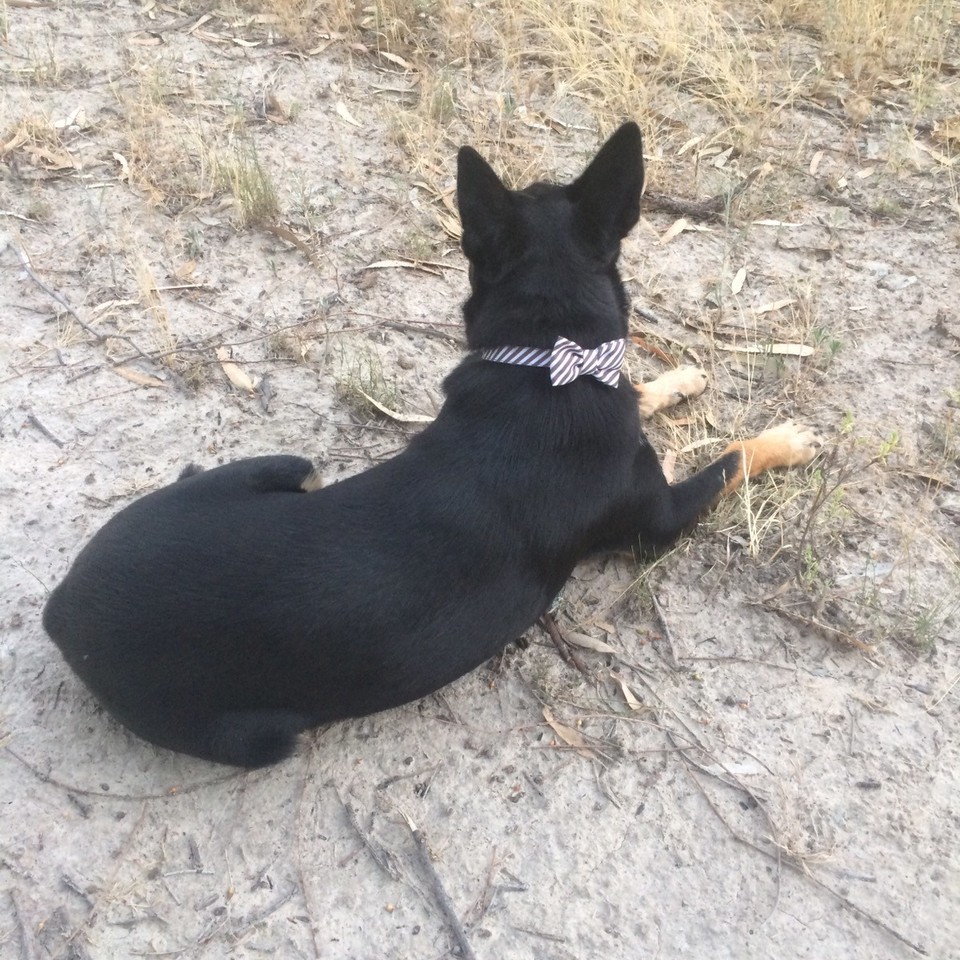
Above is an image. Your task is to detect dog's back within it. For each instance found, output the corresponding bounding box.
[45,124,658,767]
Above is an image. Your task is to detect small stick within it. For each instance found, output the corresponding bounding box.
[4,746,246,801]
[643,167,761,223]
[510,925,567,944]
[335,789,402,881]
[650,591,683,671]
[678,756,928,956]
[7,240,101,339]
[632,304,669,327]
[7,238,155,360]
[400,812,477,960]
[24,410,64,447]
[538,611,589,675]
[9,889,39,960]
[294,757,322,960]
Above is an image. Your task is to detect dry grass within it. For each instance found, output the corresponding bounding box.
[129,242,179,366]
[773,0,955,86]
[235,0,958,200]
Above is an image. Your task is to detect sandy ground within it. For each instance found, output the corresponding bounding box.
[2,4,959,959]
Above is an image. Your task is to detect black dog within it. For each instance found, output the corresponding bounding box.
[43,123,820,768]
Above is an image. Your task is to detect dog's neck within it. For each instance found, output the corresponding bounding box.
[480,336,625,388]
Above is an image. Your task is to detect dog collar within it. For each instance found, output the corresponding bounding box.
[481,336,625,388]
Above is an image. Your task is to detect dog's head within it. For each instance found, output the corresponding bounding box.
[457,122,644,351]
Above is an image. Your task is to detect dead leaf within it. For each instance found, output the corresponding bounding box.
[730,267,746,295]
[809,150,824,175]
[610,671,643,711]
[216,347,256,393]
[933,115,960,145]
[915,141,955,167]
[379,50,414,70]
[129,34,164,46]
[659,218,688,245]
[436,212,461,240]
[716,341,814,357]
[172,260,197,281]
[661,448,677,483]
[564,632,618,655]
[753,298,796,316]
[364,259,444,276]
[542,706,597,760]
[355,388,434,424]
[113,151,131,183]
[188,13,213,33]
[336,101,361,127]
[680,436,723,455]
[629,335,677,368]
[713,146,734,168]
[114,366,166,388]
[25,146,76,170]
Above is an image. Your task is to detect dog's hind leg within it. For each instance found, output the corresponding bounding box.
[202,709,308,768]
[636,367,708,418]
[176,455,317,494]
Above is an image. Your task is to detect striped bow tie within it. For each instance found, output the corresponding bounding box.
[481,336,625,388]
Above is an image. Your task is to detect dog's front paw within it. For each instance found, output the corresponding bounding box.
[636,366,709,418]
[721,422,824,494]
[753,421,824,468]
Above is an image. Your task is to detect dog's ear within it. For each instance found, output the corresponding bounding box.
[568,122,644,254]
[457,145,515,273]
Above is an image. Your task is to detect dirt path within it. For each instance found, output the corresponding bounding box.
[1,4,958,958]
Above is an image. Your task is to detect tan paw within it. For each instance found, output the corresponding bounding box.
[635,366,709,418]
[751,422,824,469]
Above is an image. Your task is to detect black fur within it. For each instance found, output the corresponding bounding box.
[43,123,742,768]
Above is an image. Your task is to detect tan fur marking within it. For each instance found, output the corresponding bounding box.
[301,469,325,492]
[721,422,823,495]
[635,365,708,419]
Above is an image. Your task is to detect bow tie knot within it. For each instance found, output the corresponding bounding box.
[548,336,624,387]
[481,336,625,388]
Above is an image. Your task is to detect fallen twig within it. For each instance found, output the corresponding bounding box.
[5,237,154,360]
[295,755,322,960]
[632,304,670,327]
[538,611,590,674]
[400,812,478,960]
[335,789,402,881]
[9,889,39,960]
[678,755,928,956]
[761,601,878,654]
[24,409,64,448]
[643,168,760,223]
[650,591,683,671]
[6,238,101,338]
[4,746,246,801]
